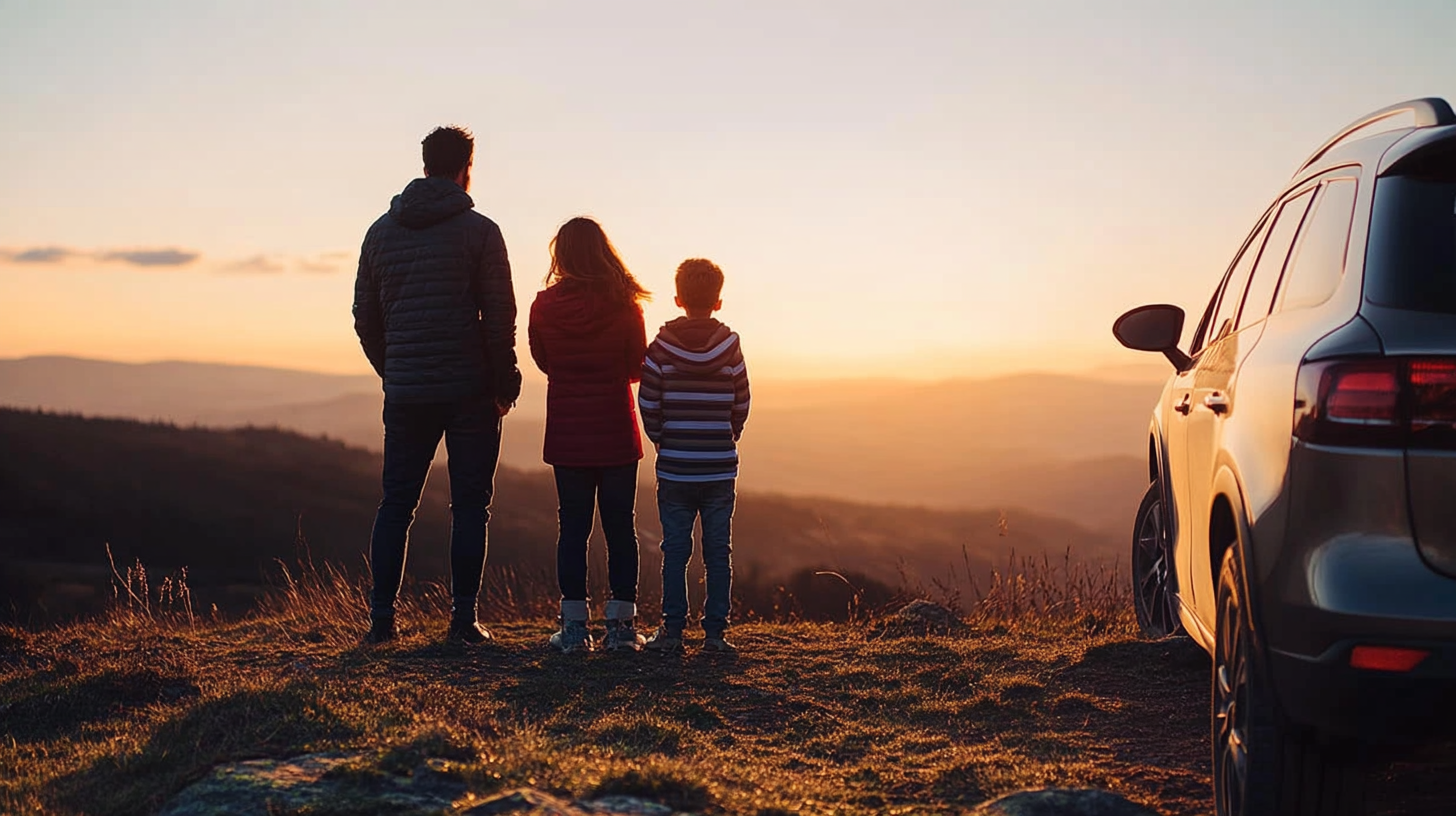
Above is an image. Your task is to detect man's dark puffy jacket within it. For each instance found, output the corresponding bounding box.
[353,176,521,404]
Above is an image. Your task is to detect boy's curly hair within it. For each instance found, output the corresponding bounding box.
[675,258,724,310]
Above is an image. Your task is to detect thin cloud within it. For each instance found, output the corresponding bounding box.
[0,244,347,274]
[101,249,199,267]
[297,251,353,273]
[2,247,82,263]
[222,255,287,274]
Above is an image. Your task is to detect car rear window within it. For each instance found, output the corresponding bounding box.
[1366,162,1456,313]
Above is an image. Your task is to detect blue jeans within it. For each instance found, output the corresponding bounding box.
[657,478,735,635]
[554,463,640,613]
[368,395,501,623]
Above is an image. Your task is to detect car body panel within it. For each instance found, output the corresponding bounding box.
[1360,304,1456,352]
[1302,315,1383,362]
[1187,328,1255,625]
[1266,442,1423,657]
[1163,367,1199,603]
[1406,451,1456,579]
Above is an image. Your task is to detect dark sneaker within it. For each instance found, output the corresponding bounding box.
[364,616,396,645]
[549,620,593,653]
[702,633,736,653]
[643,625,684,653]
[603,619,645,652]
[446,620,493,644]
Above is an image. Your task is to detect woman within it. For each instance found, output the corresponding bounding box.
[528,217,650,653]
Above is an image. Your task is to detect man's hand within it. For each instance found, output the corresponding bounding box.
[496,399,513,418]
[653,442,661,453]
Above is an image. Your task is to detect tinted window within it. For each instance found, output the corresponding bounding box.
[1366,167,1456,313]
[1202,219,1269,348]
[1237,188,1315,330]
[1278,179,1358,312]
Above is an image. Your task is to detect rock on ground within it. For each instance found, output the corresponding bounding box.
[159,754,694,816]
[873,599,969,638]
[458,789,679,814]
[158,752,467,816]
[972,787,1161,815]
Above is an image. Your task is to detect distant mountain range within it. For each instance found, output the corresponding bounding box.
[0,356,1167,532]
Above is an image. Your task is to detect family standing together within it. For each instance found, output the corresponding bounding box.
[351,125,750,653]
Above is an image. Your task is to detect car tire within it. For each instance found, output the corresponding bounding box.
[1212,545,1364,816]
[1132,481,1184,638]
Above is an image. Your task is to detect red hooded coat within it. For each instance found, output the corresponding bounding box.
[528,283,647,467]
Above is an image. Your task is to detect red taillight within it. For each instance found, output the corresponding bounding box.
[1294,356,1456,448]
[1323,366,1400,425]
[1410,358,1456,432]
[1349,645,1429,672]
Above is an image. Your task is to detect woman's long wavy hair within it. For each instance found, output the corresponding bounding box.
[544,217,650,305]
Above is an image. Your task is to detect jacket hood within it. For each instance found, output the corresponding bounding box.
[534,283,637,335]
[389,177,474,229]
[656,317,737,374]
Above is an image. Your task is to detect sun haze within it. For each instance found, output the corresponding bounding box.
[2,1,1455,378]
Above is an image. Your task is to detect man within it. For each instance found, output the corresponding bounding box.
[353,125,521,644]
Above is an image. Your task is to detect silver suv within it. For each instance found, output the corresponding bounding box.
[1115,98,1456,816]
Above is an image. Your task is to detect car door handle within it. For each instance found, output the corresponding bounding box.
[1204,392,1230,414]
[1174,394,1192,415]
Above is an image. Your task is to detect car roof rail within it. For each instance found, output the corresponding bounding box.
[1296,97,1456,175]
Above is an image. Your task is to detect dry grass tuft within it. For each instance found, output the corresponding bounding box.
[964,547,1133,636]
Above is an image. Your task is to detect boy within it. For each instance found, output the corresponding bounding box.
[639,258,751,652]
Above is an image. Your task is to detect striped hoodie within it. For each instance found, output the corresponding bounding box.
[639,317,751,482]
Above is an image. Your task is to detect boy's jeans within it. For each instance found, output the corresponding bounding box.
[553,463,640,621]
[368,394,501,624]
[658,478,735,635]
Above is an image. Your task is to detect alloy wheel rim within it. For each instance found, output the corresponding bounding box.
[1214,582,1249,815]
[1134,496,1179,636]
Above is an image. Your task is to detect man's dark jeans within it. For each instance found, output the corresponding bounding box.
[658,478,735,635]
[369,394,501,624]
[554,463,639,611]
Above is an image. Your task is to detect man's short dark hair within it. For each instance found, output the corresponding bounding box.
[422,126,473,178]
[675,258,725,309]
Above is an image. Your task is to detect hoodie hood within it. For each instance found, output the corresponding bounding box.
[656,317,738,375]
[533,282,637,336]
[389,176,474,229]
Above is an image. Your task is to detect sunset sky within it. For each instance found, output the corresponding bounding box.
[3,0,1455,379]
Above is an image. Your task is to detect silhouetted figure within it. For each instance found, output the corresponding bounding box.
[639,258,751,653]
[528,217,649,653]
[352,126,521,644]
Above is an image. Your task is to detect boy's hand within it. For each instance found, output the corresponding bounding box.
[654,442,661,453]
[496,399,513,418]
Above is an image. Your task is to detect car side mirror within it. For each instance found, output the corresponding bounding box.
[1113,304,1192,371]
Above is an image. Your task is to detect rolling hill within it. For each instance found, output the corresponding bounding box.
[0,409,1121,623]
[0,357,1165,532]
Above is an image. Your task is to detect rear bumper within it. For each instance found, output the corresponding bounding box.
[1270,639,1456,742]
[1261,441,1456,741]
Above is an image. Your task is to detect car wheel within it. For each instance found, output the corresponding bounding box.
[1132,481,1183,638]
[1212,545,1364,816]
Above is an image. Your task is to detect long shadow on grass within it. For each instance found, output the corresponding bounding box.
[1056,637,1206,713]
[490,649,793,737]
[46,682,360,816]
[2,667,200,744]
[1050,636,1208,779]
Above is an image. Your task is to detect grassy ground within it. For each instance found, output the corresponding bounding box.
[0,583,1216,816]
[3,569,1450,816]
